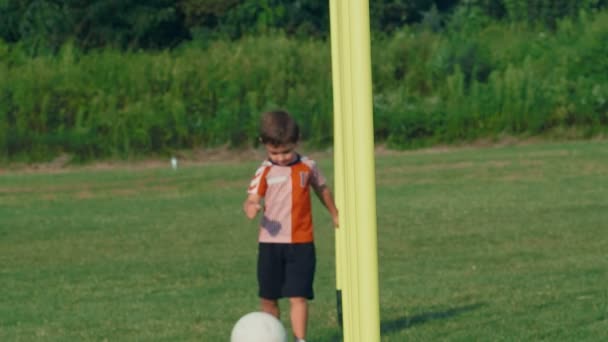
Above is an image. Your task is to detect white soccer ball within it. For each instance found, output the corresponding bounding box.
[230,311,287,342]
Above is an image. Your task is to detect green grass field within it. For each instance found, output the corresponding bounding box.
[1,141,607,341]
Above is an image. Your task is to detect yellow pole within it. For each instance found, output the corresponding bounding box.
[329,0,380,341]
[348,1,381,341]
[337,0,359,340]
[329,0,346,330]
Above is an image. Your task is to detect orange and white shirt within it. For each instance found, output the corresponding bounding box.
[248,155,326,243]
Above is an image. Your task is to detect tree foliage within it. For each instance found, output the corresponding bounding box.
[1,0,606,53]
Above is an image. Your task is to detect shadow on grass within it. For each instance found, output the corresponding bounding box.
[321,303,484,341]
[381,303,485,335]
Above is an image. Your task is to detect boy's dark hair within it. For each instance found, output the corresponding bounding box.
[259,110,300,146]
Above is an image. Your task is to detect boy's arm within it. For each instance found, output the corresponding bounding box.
[243,194,262,219]
[314,185,339,228]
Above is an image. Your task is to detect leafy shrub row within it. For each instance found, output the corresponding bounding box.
[1,10,607,161]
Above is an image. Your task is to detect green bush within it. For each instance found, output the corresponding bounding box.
[1,9,608,162]
[0,34,333,161]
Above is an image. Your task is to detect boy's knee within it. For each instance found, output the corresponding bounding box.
[261,298,278,307]
[260,298,280,317]
[289,297,307,305]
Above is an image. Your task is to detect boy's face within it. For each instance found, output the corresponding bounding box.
[265,143,297,166]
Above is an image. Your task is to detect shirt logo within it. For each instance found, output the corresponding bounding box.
[267,175,288,185]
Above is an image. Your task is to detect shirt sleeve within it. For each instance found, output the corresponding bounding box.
[309,161,327,192]
[248,165,269,196]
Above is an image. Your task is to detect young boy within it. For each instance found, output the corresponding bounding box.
[243,110,339,342]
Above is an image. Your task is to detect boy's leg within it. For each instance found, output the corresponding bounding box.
[260,298,280,318]
[258,243,283,318]
[289,297,308,340]
[284,243,315,341]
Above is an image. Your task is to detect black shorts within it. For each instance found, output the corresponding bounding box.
[257,242,316,300]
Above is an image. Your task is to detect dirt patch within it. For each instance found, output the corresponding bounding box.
[0,145,335,175]
[0,136,602,175]
[0,147,261,175]
[374,135,543,156]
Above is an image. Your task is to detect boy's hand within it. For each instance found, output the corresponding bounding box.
[244,200,262,219]
[243,194,262,219]
[332,213,339,229]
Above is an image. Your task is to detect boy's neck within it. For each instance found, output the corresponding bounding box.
[268,153,300,166]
